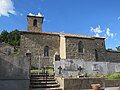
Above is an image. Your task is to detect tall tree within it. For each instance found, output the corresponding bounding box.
[116,46,120,51]
[0,30,9,43]
[8,29,20,51]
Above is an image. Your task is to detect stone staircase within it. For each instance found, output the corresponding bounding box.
[30,73,62,90]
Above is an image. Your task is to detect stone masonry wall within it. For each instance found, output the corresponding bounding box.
[105,79,120,87]
[94,39,106,61]
[20,32,60,68]
[64,78,105,90]
[56,77,120,90]
[65,37,106,61]
[27,16,43,33]
[106,51,120,62]
[20,31,120,66]
[66,37,95,61]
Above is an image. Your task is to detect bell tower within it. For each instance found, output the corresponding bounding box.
[27,15,44,32]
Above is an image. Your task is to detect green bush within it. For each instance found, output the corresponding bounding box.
[106,74,120,80]
[31,69,53,75]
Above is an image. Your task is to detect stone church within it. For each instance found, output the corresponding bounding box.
[20,15,120,68]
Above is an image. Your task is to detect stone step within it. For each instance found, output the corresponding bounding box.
[30,87,63,90]
[30,84,60,88]
[31,74,50,77]
[50,87,63,90]
[30,79,56,82]
[30,88,51,90]
[30,73,61,90]
[31,76,54,79]
[31,81,58,85]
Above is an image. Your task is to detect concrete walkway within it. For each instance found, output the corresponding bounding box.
[84,87,119,90]
[105,87,119,90]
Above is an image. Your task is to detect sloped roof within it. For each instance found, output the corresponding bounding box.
[20,31,105,40]
[106,50,120,53]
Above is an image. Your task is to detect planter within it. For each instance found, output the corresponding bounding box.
[91,84,100,90]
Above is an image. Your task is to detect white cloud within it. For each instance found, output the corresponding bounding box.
[0,0,16,17]
[28,12,43,17]
[90,25,103,37]
[90,25,103,34]
[36,13,43,17]
[90,25,116,39]
[95,33,100,37]
[28,13,34,16]
[105,28,115,38]
[28,12,48,22]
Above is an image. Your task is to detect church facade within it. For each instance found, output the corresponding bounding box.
[20,15,120,68]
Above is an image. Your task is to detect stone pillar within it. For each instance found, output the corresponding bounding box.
[60,34,66,59]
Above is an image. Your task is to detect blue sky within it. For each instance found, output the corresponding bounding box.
[0,0,120,49]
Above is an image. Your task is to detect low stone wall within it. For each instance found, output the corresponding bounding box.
[56,77,120,90]
[105,79,120,87]
[64,78,105,90]
[56,77,105,90]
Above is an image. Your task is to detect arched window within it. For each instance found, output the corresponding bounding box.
[44,46,49,57]
[33,19,37,26]
[95,49,98,61]
[78,41,84,53]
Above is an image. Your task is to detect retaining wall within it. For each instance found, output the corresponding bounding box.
[0,55,30,90]
[105,79,120,87]
[56,77,120,90]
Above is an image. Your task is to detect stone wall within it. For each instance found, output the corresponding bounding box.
[105,79,120,87]
[20,32,60,68]
[55,60,120,76]
[56,77,120,90]
[20,31,120,68]
[0,43,14,55]
[56,77,105,90]
[0,55,30,79]
[106,50,120,62]
[0,80,29,90]
[0,55,30,90]
[94,39,106,62]
[27,15,43,33]
[65,37,106,61]
[66,37,95,61]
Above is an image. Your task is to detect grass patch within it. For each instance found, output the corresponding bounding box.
[105,74,120,80]
[31,69,53,75]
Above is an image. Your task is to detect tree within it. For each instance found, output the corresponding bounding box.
[0,33,1,43]
[8,29,20,51]
[116,46,120,51]
[0,29,20,51]
[0,30,9,43]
